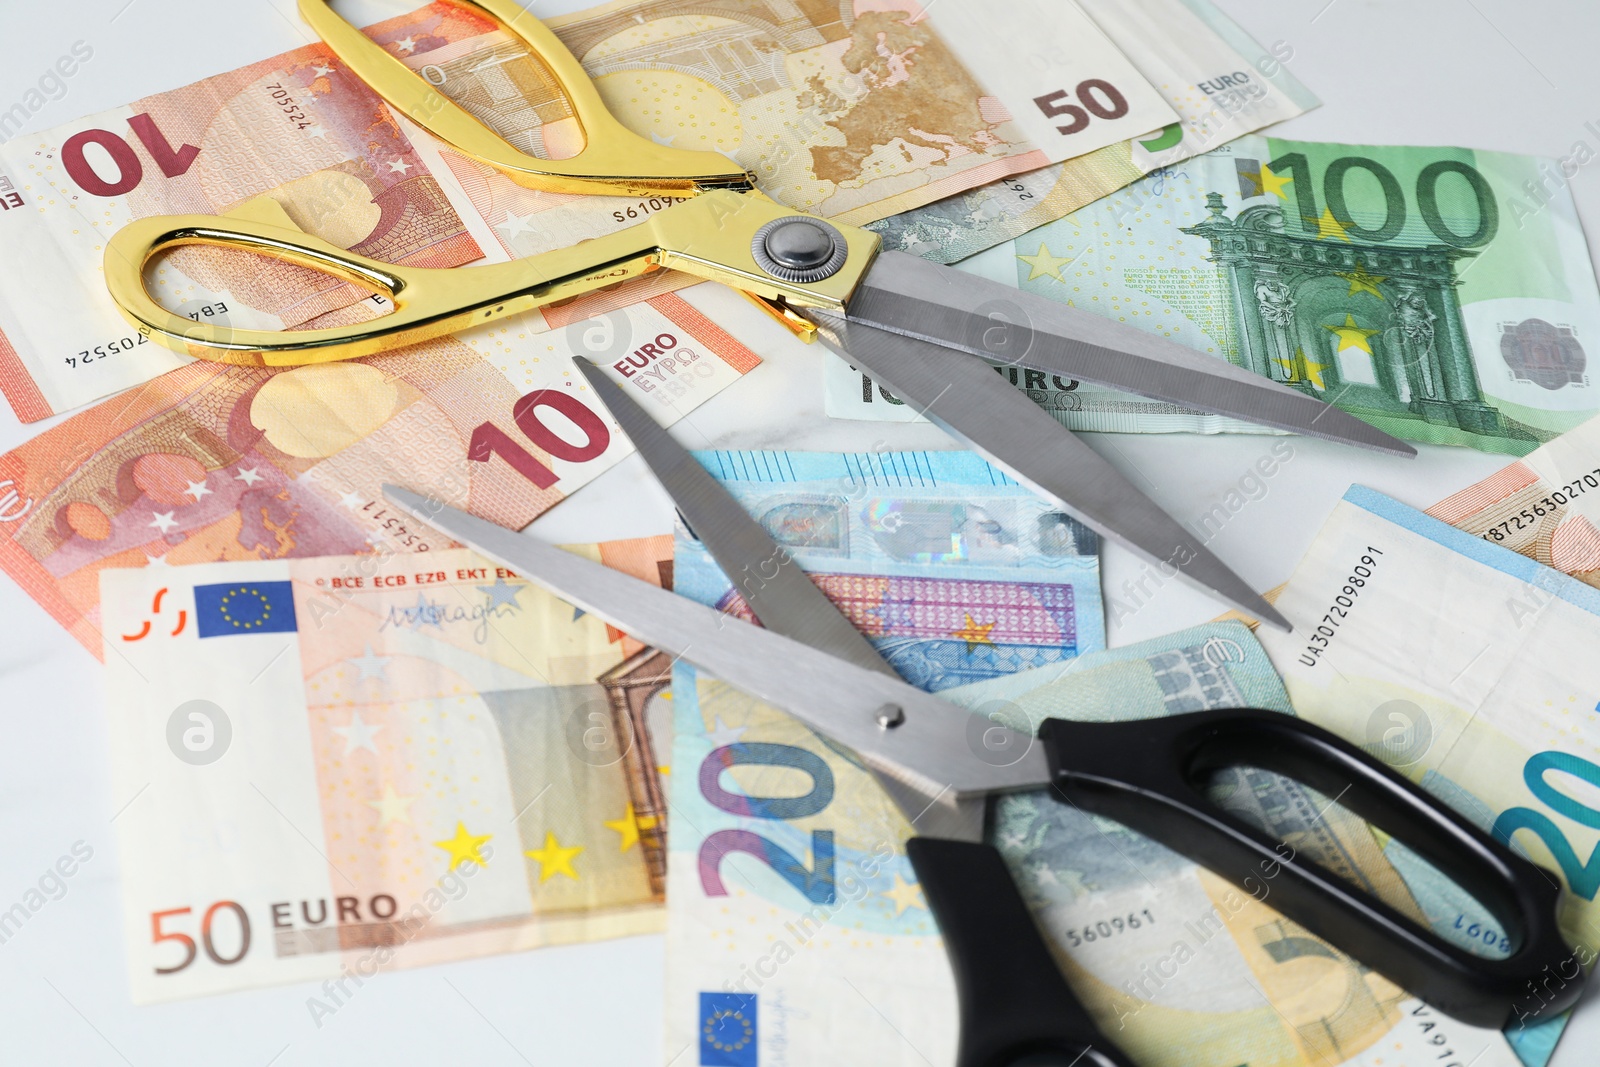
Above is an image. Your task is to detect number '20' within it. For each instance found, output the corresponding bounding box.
[698,743,836,904]
[1492,750,1600,900]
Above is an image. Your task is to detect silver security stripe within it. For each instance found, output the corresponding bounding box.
[803,313,1293,632]
[382,485,1053,801]
[845,252,1417,458]
[572,356,895,677]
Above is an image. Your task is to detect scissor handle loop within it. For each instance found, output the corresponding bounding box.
[104,193,876,365]
[1041,708,1587,1030]
[298,0,752,196]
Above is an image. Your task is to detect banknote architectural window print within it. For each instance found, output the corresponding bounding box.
[1182,191,1525,442]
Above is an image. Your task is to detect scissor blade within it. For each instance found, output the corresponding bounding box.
[382,485,1051,803]
[840,252,1416,457]
[572,356,894,677]
[803,314,1292,631]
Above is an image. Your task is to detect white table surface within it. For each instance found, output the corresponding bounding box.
[1,0,1597,1062]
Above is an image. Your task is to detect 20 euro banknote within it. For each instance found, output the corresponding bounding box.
[1255,487,1600,1065]
[664,622,1526,1067]
[673,448,1106,686]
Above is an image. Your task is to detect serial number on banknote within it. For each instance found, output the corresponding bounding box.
[1297,547,1384,667]
[64,304,229,369]
[610,196,690,224]
[266,83,314,130]
[1482,467,1600,542]
[1060,908,1156,948]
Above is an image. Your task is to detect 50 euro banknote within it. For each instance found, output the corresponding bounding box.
[0,283,760,658]
[665,622,1527,1067]
[832,134,1600,456]
[101,539,676,1002]
[864,0,1319,263]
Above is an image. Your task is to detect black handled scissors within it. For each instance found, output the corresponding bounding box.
[380,371,1583,1065]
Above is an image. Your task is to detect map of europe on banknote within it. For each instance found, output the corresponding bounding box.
[665,622,1527,1067]
[673,449,1106,687]
[864,0,1320,263]
[832,135,1600,456]
[0,284,761,658]
[100,540,677,1002]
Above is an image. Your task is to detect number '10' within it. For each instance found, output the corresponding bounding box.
[1268,153,1499,248]
[698,743,837,905]
[467,389,611,489]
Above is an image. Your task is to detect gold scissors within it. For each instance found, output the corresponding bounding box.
[101,0,1417,627]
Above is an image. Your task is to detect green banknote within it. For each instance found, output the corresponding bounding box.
[664,621,1525,1067]
[830,135,1600,455]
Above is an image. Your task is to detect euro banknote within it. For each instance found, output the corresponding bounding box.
[664,622,1525,1067]
[100,538,676,1002]
[1254,486,1600,1066]
[864,0,1319,263]
[673,448,1106,686]
[0,5,493,422]
[1427,413,1600,586]
[0,284,759,658]
[830,134,1600,457]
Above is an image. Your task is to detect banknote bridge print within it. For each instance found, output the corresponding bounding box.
[1182,191,1546,444]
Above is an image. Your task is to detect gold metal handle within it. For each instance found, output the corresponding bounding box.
[298,0,751,196]
[104,193,877,366]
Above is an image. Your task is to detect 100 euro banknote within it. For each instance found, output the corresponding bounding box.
[101,540,676,1002]
[665,622,1526,1067]
[831,134,1600,456]
[0,284,760,657]
[673,448,1106,686]
[865,0,1319,263]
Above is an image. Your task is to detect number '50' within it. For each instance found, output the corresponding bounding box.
[1492,751,1600,900]
[1033,81,1130,135]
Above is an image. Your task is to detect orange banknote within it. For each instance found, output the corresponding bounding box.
[0,286,760,657]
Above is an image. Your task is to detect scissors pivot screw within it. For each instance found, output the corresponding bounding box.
[752,217,848,284]
[875,703,906,729]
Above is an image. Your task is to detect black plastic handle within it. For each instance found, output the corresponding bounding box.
[1038,707,1586,1029]
[906,837,1136,1067]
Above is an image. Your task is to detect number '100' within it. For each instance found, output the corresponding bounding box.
[698,743,837,905]
[1492,750,1600,900]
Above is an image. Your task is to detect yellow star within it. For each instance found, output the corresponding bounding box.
[603,803,659,852]
[366,784,416,827]
[1337,266,1387,300]
[526,831,583,882]
[1016,242,1074,282]
[433,821,491,870]
[1322,314,1380,355]
[950,613,997,652]
[1258,162,1293,200]
[1273,350,1331,390]
[880,873,926,916]
[1306,207,1350,242]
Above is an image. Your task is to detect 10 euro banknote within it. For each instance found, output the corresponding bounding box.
[0,284,761,657]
